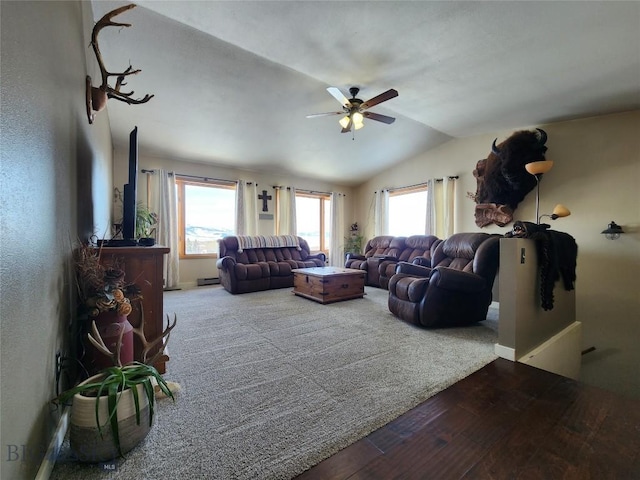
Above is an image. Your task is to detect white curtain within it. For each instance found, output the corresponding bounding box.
[425,179,436,235]
[329,192,345,266]
[426,177,457,238]
[373,189,389,236]
[150,169,179,289]
[441,177,456,237]
[276,186,297,235]
[235,180,258,235]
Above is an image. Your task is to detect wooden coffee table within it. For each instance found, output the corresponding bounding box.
[292,267,366,304]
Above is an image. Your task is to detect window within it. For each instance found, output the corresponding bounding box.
[176,177,236,258]
[295,192,331,253]
[388,186,428,236]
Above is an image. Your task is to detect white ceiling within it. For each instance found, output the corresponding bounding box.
[90,1,640,186]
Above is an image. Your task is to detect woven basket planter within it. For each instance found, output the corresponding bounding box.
[68,373,153,462]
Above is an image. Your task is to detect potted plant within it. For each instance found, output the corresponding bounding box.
[56,362,174,462]
[135,202,157,246]
[344,222,365,255]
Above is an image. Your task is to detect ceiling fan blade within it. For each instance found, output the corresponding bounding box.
[360,89,399,110]
[363,111,396,124]
[306,111,343,118]
[327,87,350,108]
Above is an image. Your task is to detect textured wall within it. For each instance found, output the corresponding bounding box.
[0,2,112,478]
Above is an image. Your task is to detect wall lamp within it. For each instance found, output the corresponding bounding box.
[539,204,571,224]
[601,221,625,240]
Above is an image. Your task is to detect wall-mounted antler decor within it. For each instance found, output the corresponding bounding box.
[86,4,153,124]
[469,129,549,227]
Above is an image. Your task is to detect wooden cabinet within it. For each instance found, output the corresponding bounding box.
[95,245,170,373]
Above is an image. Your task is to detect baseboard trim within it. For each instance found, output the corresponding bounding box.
[34,409,69,480]
[494,343,516,361]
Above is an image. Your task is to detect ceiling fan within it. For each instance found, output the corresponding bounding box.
[306,86,398,133]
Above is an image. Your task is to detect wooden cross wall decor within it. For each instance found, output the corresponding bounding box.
[258,190,272,212]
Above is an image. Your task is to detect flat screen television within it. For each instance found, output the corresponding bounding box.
[101,127,138,247]
[121,126,138,241]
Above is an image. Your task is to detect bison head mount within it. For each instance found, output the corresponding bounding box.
[470,128,548,227]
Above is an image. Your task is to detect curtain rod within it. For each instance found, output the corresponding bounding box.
[141,169,247,185]
[378,176,459,194]
[272,186,345,197]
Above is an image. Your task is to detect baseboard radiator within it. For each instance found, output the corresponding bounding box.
[197,277,220,286]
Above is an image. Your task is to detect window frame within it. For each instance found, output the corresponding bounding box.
[176,176,236,259]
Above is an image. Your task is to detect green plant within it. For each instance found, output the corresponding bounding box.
[135,202,157,239]
[344,234,365,255]
[56,362,174,457]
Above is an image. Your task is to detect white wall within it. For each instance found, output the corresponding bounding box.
[0,2,114,479]
[355,111,640,398]
[112,151,356,288]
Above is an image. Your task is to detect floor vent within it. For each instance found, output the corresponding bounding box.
[197,277,220,286]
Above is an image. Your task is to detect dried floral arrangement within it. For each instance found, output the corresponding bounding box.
[74,243,141,318]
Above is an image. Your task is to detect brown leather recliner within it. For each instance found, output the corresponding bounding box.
[388,232,500,327]
[378,235,441,289]
[345,235,398,287]
[345,235,441,289]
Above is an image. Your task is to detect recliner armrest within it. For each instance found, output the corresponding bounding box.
[308,252,326,263]
[395,261,432,277]
[411,256,431,267]
[216,256,236,270]
[429,267,486,293]
[345,253,366,262]
[373,255,398,261]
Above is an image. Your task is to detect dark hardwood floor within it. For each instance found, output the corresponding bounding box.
[295,358,640,480]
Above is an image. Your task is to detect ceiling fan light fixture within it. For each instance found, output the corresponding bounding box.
[354,121,364,130]
[352,111,364,124]
[339,116,350,129]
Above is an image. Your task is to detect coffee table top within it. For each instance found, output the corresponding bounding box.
[292,266,364,277]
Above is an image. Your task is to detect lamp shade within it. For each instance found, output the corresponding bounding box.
[339,116,350,129]
[525,160,554,175]
[551,204,571,218]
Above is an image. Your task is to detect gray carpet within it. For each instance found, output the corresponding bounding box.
[52,286,498,479]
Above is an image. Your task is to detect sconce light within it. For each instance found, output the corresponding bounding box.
[539,204,571,224]
[601,221,624,240]
[525,160,555,224]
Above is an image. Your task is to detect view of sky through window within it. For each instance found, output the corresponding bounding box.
[388,190,427,236]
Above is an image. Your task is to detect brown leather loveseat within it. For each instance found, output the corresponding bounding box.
[217,235,326,294]
[345,235,441,289]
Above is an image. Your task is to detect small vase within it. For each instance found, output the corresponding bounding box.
[85,311,134,373]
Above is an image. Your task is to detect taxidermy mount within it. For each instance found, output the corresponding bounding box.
[470,128,548,227]
[86,4,153,124]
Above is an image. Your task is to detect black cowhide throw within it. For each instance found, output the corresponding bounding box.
[505,221,578,310]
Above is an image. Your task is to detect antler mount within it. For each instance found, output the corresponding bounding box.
[86,4,154,124]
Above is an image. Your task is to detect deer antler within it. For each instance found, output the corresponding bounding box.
[86,4,154,124]
[131,311,177,366]
[87,319,125,367]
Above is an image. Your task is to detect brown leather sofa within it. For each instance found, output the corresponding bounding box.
[217,235,326,294]
[345,235,441,289]
[388,232,500,327]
